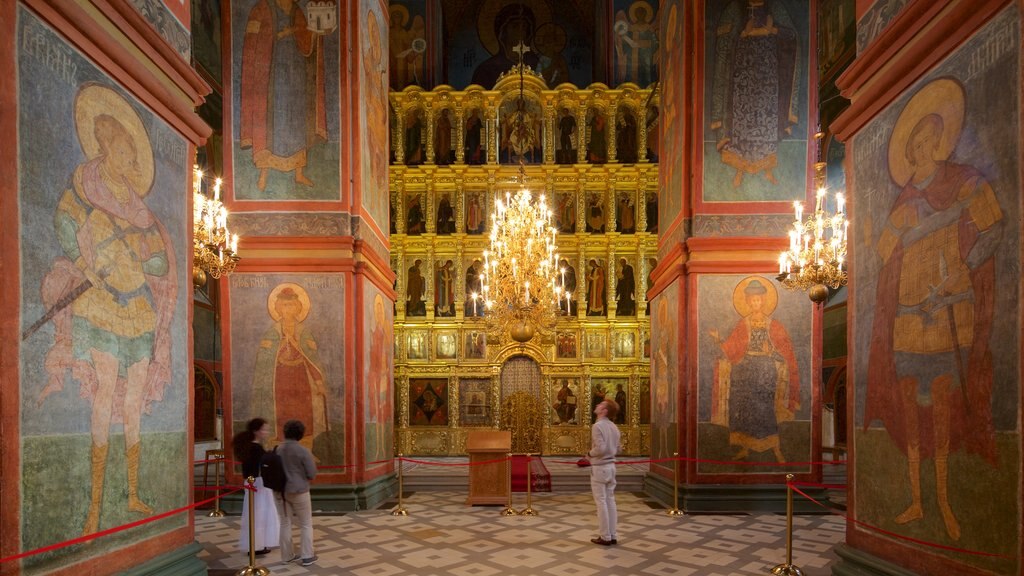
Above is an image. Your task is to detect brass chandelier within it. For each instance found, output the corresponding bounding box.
[480,53,560,342]
[192,165,240,287]
[777,132,848,304]
[481,183,561,342]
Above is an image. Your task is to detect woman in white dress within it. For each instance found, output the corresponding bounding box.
[232,418,280,555]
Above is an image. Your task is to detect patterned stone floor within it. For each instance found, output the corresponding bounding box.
[196,490,845,576]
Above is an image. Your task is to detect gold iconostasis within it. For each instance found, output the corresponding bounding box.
[390,70,658,456]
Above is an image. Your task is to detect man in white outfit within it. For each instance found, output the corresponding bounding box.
[588,399,622,545]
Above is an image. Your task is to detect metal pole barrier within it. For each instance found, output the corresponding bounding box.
[770,473,805,576]
[391,454,409,516]
[501,453,517,516]
[666,452,683,516]
[208,453,225,517]
[519,453,537,516]
[234,477,270,576]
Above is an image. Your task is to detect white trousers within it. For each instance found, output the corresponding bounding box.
[590,463,618,540]
[276,491,314,561]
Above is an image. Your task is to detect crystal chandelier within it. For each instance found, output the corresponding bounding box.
[192,165,240,287]
[777,132,848,304]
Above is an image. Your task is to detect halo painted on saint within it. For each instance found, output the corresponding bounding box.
[268,282,312,322]
[74,83,155,197]
[731,275,778,318]
[887,77,965,188]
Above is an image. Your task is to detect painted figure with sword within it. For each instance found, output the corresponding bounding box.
[30,84,177,536]
[866,79,1003,542]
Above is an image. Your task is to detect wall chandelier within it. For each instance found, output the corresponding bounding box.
[480,56,560,343]
[777,132,848,304]
[192,165,240,287]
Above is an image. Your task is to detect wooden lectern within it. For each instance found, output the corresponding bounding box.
[466,430,511,505]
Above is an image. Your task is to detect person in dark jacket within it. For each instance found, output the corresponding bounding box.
[276,420,318,566]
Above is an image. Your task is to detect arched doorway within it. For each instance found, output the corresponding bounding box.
[499,355,544,453]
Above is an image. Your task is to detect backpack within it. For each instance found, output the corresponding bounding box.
[259,447,287,492]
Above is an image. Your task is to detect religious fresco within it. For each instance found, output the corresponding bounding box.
[555,331,577,360]
[615,190,637,233]
[612,331,635,359]
[464,330,487,359]
[127,0,191,59]
[637,377,651,424]
[586,332,608,359]
[17,10,190,564]
[551,377,582,425]
[434,259,457,317]
[459,378,493,426]
[231,0,340,200]
[465,190,487,234]
[851,9,1020,567]
[612,0,659,87]
[444,0,594,89]
[585,257,608,317]
[817,0,854,78]
[585,192,607,233]
[364,286,394,463]
[650,291,677,460]
[389,1,428,90]
[405,256,428,316]
[703,0,808,203]
[696,275,812,473]
[499,94,544,163]
[825,133,846,198]
[592,378,629,425]
[614,256,637,317]
[362,0,391,231]
[228,274,346,465]
[191,0,223,83]
[436,331,458,359]
[410,378,449,426]
[407,330,429,359]
[658,0,683,230]
[856,0,911,54]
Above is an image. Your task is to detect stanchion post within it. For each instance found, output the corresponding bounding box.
[501,453,517,516]
[391,454,409,516]
[666,451,684,516]
[770,473,805,576]
[519,453,537,516]
[234,477,270,576]
[208,453,225,518]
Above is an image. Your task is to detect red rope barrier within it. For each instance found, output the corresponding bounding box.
[317,457,395,470]
[0,487,246,565]
[547,456,845,467]
[399,456,510,467]
[789,484,1016,560]
[790,480,847,490]
[193,485,250,492]
[192,458,240,466]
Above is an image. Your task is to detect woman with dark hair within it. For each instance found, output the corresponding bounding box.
[232,418,279,556]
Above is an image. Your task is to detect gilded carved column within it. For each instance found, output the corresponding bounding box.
[455,178,465,234]
[424,106,436,165]
[394,98,406,165]
[395,180,407,234]
[607,248,617,321]
[486,104,499,165]
[455,106,466,164]
[425,177,436,234]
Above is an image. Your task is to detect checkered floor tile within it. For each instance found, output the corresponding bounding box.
[197,491,844,575]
